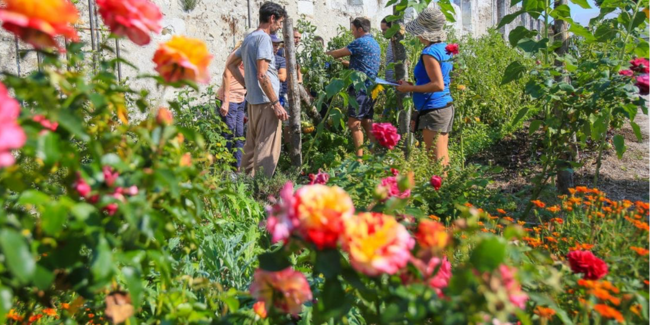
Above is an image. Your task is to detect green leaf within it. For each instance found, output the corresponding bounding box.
[470,237,507,272]
[569,22,595,41]
[33,265,55,290]
[258,249,291,272]
[0,229,35,283]
[498,10,525,29]
[325,79,345,99]
[570,0,590,8]
[635,38,649,58]
[0,287,12,325]
[18,190,50,205]
[508,26,536,47]
[91,236,113,281]
[57,110,90,142]
[630,122,643,142]
[501,61,527,85]
[558,82,575,93]
[36,132,61,165]
[595,24,617,42]
[42,202,67,235]
[315,249,342,279]
[550,4,571,20]
[517,38,548,53]
[529,120,543,135]
[613,134,626,159]
[384,24,401,39]
[438,1,457,23]
[122,267,144,309]
[71,203,96,222]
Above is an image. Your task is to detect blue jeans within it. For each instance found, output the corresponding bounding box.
[220,101,245,168]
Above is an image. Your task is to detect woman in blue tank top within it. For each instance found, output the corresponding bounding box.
[396,6,454,167]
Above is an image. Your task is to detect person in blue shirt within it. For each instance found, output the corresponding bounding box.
[396,6,454,167]
[326,17,381,158]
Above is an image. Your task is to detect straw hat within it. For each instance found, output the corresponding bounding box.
[405,6,447,43]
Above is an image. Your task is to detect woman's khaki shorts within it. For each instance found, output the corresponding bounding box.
[418,105,454,133]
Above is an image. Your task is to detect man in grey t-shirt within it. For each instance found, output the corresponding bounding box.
[226,1,288,178]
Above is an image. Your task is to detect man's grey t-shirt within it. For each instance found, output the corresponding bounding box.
[235,30,280,105]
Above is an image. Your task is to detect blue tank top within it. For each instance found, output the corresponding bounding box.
[412,42,453,111]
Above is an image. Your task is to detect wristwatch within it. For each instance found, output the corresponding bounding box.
[271,99,279,106]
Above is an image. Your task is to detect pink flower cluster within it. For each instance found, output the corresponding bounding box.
[371,123,401,150]
[73,166,138,216]
[96,0,162,46]
[0,82,26,168]
[499,265,529,309]
[619,58,649,95]
[378,176,411,200]
[33,115,58,135]
[308,169,329,185]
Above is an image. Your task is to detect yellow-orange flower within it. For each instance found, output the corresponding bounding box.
[593,304,624,323]
[630,304,642,317]
[7,309,23,321]
[294,185,354,249]
[546,205,561,213]
[630,246,649,256]
[531,200,546,208]
[43,308,57,317]
[253,301,267,319]
[61,303,70,310]
[534,306,556,319]
[250,268,312,316]
[153,36,213,85]
[343,213,414,276]
[415,220,449,253]
[570,243,594,251]
[576,186,588,193]
[496,208,507,215]
[0,0,79,51]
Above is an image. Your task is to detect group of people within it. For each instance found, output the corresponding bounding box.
[216,2,454,178]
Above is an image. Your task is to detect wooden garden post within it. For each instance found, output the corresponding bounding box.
[392,13,410,157]
[553,0,574,194]
[283,17,303,167]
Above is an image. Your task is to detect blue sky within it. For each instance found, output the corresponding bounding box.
[569,0,605,25]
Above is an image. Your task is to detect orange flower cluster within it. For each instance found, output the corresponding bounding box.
[630,246,649,256]
[578,279,621,305]
[594,304,624,323]
[534,306,556,319]
[570,243,594,251]
[531,200,546,208]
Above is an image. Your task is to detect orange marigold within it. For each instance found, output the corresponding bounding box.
[7,309,23,321]
[497,208,507,215]
[531,200,546,208]
[593,304,624,323]
[545,237,558,243]
[517,221,526,226]
[576,186,589,193]
[630,304,642,317]
[546,205,561,213]
[630,246,649,256]
[61,303,70,310]
[43,308,57,317]
[502,217,515,223]
[534,306,556,319]
[570,243,594,251]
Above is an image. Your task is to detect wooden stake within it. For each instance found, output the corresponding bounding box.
[283,17,302,167]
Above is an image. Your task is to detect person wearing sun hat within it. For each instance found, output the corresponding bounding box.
[396,5,454,167]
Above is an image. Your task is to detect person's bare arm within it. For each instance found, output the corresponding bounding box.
[297,64,303,83]
[226,55,245,87]
[325,47,351,59]
[396,56,443,93]
[257,59,288,120]
[278,67,287,82]
[220,68,233,116]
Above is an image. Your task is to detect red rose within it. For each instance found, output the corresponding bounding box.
[308,169,329,185]
[636,75,649,95]
[618,69,634,77]
[445,43,459,55]
[96,0,162,46]
[371,123,401,150]
[567,250,608,280]
[430,175,442,190]
[630,58,650,74]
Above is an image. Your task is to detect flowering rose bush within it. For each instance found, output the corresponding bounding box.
[0,82,26,167]
[249,267,313,316]
[567,250,609,280]
[0,0,79,51]
[96,0,163,46]
[371,122,401,150]
[153,36,213,85]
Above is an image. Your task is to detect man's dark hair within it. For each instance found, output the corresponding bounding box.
[259,2,287,23]
[381,17,392,27]
[351,17,371,33]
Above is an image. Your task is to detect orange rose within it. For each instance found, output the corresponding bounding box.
[0,0,79,51]
[96,0,162,46]
[153,36,213,85]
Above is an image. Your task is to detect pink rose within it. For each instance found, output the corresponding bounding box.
[74,176,91,198]
[33,114,58,131]
[104,203,119,216]
[618,69,634,77]
[379,176,411,200]
[0,82,26,167]
[636,75,649,95]
[430,175,442,190]
[308,169,329,185]
[371,123,401,150]
[499,265,528,309]
[125,185,139,196]
[445,43,459,55]
[630,58,650,74]
[265,182,299,244]
[103,166,119,187]
[96,0,162,46]
[0,152,16,167]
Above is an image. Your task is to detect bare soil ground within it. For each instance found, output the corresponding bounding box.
[470,113,649,202]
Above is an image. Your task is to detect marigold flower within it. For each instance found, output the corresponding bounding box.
[496,209,506,215]
[550,218,564,224]
[593,304,624,323]
[568,250,608,280]
[576,186,588,193]
[546,205,561,213]
[0,0,79,51]
[7,309,23,321]
[429,215,440,221]
[570,243,594,251]
[534,306,556,319]
[531,200,546,208]
[252,301,267,319]
[415,220,449,252]
[630,246,649,256]
[631,304,642,317]
[295,185,354,249]
[61,303,70,310]
[343,213,414,276]
[371,123,401,150]
[43,308,57,317]
[517,221,526,226]
[153,36,213,85]
[545,237,558,244]
[250,267,312,316]
[502,217,514,223]
[96,0,162,46]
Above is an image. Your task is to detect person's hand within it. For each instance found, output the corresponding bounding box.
[396,80,413,93]
[220,101,230,117]
[273,102,289,121]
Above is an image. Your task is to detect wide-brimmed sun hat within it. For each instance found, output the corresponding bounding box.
[405,6,447,43]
